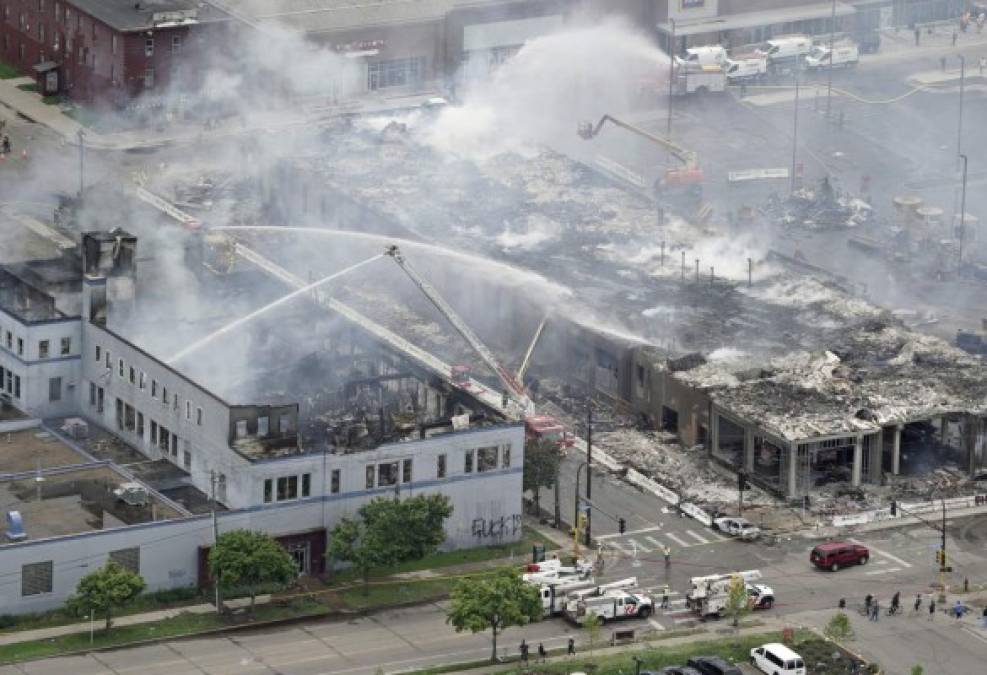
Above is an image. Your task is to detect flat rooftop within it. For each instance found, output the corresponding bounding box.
[0,267,63,322]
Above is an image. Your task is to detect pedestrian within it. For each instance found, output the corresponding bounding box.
[914,593,922,614]
[2,135,10,155]
[954,600,964,620]
[929,599,936,621]
[891,592,900,615]
[914,25,921,46]
[538,642,546,663]
[661,585,670,609]
[567,637,575,656]
[982,606,987,629]
[663,545,671,566]
[870,598,880,621]
[520,639,528,664]
[965,577,970,593]
[952,29,958,47]
[941,56,947,72]
[865,593,873,613]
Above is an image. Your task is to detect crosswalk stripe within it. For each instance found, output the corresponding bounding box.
[665,532,690,548]
[597,525,664,541]
[685,530,710,544]
[645,536,664,548]
[673,617,697,624]
[648,618,666,632]
[627,538,651,553]
[608,540,629,555]
[849,538,913,568]
[708,530,729,541]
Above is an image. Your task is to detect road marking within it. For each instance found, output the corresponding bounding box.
[708,530,729,541]
[598,525,663,541]
[649,618,666,631]
[627,538,651,553]
[665,532,690,548]
[961,625,987,645]
[865,567,902,576]
[850,538,914,568]
[685,530,710,544]
[607,540,630,555]
[673,617,698,625]
[645,535,665,548]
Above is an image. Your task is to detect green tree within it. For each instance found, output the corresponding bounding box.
[824,611,855,641]
[724,575,751,628]
[327,494,453,593]
[524,438,561,516]
[209,529,297,610]
[584,611,602,654]
[67,561,145,631]
[446,569,542,661]
[910,666,924,675]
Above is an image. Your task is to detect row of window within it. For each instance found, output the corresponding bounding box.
[21,547,138,597]
[0,327,70,360]
[0,365,22,399]
[94,344,204,426]
[263,473,312,503]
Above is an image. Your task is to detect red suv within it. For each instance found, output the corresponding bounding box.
[810,541,869,571]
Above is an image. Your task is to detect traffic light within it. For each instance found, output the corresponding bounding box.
[936,549,946,567]
[618,517,627,535]
[890,500,897,517]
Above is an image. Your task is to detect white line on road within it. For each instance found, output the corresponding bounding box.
[665,532,690,548]
[850,538,914,568]
[627,538,651,553]
[649,618,666,631]
[645,535,665,548]
[865,567,902,576]
[607,540,630,555]
[708,530,729,541]
[685,530,710,544]
[598,525,663,541]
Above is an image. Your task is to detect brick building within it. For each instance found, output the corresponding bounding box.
[0,0,231,107]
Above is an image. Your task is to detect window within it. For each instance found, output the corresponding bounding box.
[16,337,22,356]
[111,34,116,55]
[365,465,375,489]
[129,366,135,384]
[95,345,101,361]
[330,469,340,494]
[58,336,69,355]
[139,372,145,390]
[477,446,498,472]
[258,416,269,435]
[144,37,153,56]
[115,398,124,430]
[464,449,474,474]
[173,395,178,412]
[13,375,20,398]
[144,67,154,89]
[366,56,423,90]
[437,454,446,479]
[502,444,512,468]
[276,475,298,501]
[185,400,191,420]
[171,433,178,456]
[137,412,144,437]
[105,350,110,369]
[162,386,168,404]
[4,331,10,349]
[38,340,49,359]
[48,377,61,402]
[235,419,247,438]
[377,462,398,487]
[64,7,70,23]
[21,561,53,596]
[96,386,103,413]
[109,547,140,574]
[279,413,291,433]
[171,34,181,53]
[151,420,158,445]
[89,382,96,405]
[263,478,273,503]
[124,404,135,431]
[158,426,169,452]
[77,44,83,65]
[183,450,190,469]
[301,473,311,498]
[118,358,124,377]
[196,407,202,425]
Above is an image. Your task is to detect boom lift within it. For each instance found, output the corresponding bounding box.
[577,114,704,205]
[384,245,569,446]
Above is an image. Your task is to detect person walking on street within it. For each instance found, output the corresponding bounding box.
[663,545,671,566]
[567,637,575,656]
[981,606,987,629]
[929,599,936,621]
[661,585,670,609]
[891,592,900,615]
[914,593,922,614]
[537,642,546,663]
[870,598,880,621]
[2,135,10,155]
[954,600,964,620]
[520,640,529,664]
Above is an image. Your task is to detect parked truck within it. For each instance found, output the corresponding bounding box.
[804,41,859,70]
[724,54,767,83]
[564,579,653,625]
[672,62,727,95]
[757,35,812,74]
[685,570,768,618]
[532,578,599,616]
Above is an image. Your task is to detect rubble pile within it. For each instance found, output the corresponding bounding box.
[761,177,873,230]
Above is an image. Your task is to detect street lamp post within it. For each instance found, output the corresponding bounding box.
[584,406,592,547]
[958,153,968,267]
[574,461,587,526]
[791,76,800,194]
[826,0,837,117]
[667,19,676,137]
[957,55,965,158]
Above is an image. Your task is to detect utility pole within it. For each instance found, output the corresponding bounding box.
[77,129,86,196]
[667,19,676,137]
[957,55,965,159]
[553,459,561,528]
[958,153,968,267]
[939,498,947,602]
[826,0,837,117]
[210,470,222,614]
[584,405,592,548]
[791,76,800,194]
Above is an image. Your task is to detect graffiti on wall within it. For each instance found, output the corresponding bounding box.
[472,514,522,539]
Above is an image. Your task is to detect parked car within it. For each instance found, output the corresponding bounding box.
[749,643,806,675]
[645,667,703,675]
[713,516,761,540]
[686,655,743,675]
[810,541,869,571]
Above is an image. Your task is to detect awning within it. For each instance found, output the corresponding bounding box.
[463,14,563,52]
[32,61,57,73]
[657,2,856,37]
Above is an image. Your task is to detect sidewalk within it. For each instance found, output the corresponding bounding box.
[0,594,270,647]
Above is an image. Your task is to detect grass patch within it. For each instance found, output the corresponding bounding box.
[41,94,66,105]
[16,83,37,92]
[335,566,508,612]
[0,597,328,665]
[0,62,20,79]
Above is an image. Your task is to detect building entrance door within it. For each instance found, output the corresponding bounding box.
[286,542,310,575]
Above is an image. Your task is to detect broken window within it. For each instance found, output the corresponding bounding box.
[124,404,135,431]
[95,345,101,362]
[118,358,124,377]
[365,465,375,489]
[21,561,53,596]
[263,479,272,503]
[129,367,135,385]
[137,412,144,437]
[48,377,61,402]
[437,454,446,479]
[464,449,474,474]
[301,473,311,497]
[183,450,191,469]
[402,459,412,483]
[89,382,96,406]
[276,475,298,501]
[116,398,124,430]
[477,446,498,472]
[502,444,512,468]
[60,337,70,355]
[171,433,178,457]
[377,462,399,487]
[235,419,248,438]
[151,380,157,398]
[139,372,145,390]
[279,413,292,434]
[661,406,679,433]
[159,426,169,452]
[330,469,340,494]
[258,416,269,435]
[38,340,49,359]
[162,386,168,404]
[109,547,140,574]
[151,420,158,445]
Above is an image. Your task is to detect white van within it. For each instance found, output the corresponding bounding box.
[679,45,727,66]
[757,35,812,63]
[804,41,859,69]
[749,643,806,675]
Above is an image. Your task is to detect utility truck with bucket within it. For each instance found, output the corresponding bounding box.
[685,570,771,618]
[564,577,653,624]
